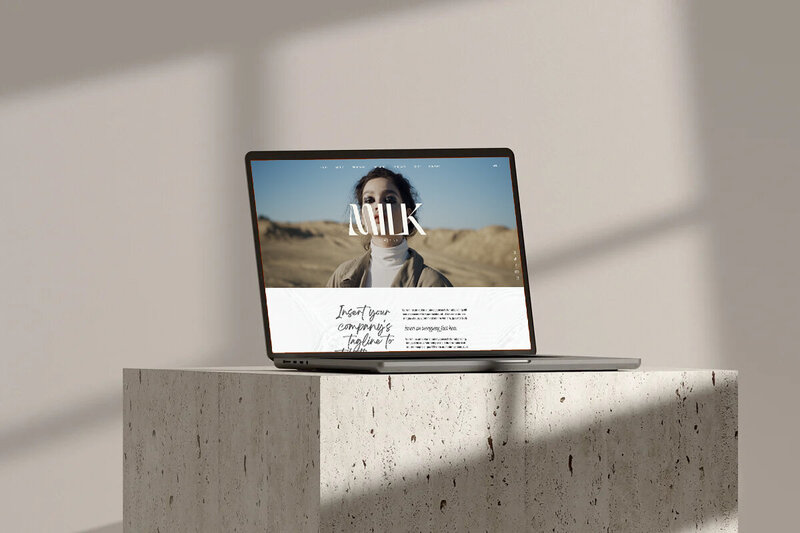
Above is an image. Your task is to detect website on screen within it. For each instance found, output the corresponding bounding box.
[250,157,532,353]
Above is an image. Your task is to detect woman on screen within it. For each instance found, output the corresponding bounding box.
[326,167,453,288]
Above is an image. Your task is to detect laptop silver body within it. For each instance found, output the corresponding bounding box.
[245,148,640,373]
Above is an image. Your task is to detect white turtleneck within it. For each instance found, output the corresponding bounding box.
[365,239,409,288]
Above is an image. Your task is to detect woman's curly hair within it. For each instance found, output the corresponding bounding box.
[352,167,421,238]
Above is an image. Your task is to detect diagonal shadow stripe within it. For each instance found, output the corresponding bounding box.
[0,0,464,99]
[0,390,120,461]
[320,376,737,532]
[0,357,259,462]
[529,204,703,276]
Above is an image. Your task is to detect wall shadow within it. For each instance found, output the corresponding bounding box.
[0,0,462,99]
[0,390,119,461]
[529,205,701,275]
[0,356,258,462]
[687,0,800,527]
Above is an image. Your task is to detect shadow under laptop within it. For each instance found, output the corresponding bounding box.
[320,373,737,532]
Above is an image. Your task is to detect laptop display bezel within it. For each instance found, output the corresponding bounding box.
[245,148,537,360]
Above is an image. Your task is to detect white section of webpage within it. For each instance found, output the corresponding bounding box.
[265,287,531,353]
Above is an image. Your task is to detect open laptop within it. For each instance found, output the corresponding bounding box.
[245,148,640,373]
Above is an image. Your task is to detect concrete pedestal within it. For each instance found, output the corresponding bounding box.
[123,368,737,532]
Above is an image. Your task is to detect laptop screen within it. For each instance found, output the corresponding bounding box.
[247,149,535,356]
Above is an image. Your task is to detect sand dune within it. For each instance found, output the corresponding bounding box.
[257,217,523,288]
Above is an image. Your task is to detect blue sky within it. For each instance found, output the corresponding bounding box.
[251,157,518,230]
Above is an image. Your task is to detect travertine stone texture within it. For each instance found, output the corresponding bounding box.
[123,369,320,532]
[124,368,737,532]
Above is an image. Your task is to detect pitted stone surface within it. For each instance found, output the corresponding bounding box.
[123,369,319,531]
[124,368,737,532]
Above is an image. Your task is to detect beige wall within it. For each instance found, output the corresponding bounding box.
[1,1,796,530]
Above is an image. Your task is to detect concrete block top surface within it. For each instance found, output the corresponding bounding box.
[126,365,736,376]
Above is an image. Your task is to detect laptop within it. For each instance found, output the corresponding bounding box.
[245,148,640,373]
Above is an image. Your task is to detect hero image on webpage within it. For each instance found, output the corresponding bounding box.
[251,157,532,353]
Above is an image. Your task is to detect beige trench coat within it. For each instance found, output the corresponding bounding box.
[325,247,452,288]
